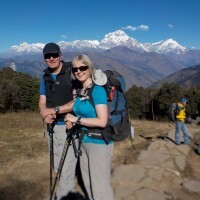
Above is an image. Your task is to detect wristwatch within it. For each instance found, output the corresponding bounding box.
[54,106,60,114]
[76,117,82,125]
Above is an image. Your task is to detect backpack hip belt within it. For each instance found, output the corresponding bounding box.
[79,128,104,140]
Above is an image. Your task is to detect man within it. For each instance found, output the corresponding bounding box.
[39,43,78,200]
[174,97,190,145]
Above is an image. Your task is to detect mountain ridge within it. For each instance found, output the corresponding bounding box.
[1,30,200,89]
[151,64,200,88]
[1,30,192,56]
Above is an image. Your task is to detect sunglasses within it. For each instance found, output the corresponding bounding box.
[72,66,89,73]
[44,53,60,59]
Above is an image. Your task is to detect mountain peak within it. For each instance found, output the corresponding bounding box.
[104,30,129,38]
[160,38,188,53]
[101,30,130,46]
[162,38,180,46]
[100,30,146,51]
[10,42,44,54]
[144,38,188,54]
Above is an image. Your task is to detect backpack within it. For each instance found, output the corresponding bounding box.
[79,70,132,144]
[168,103,177,121]
[174,103,184,115]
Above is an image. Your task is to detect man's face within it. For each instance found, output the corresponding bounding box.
[44,53,61,69]
[181,101,186,106]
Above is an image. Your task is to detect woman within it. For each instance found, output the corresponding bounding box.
[65,54,114,200]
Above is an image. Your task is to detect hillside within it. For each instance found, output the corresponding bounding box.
[151,64,200,88]
[0,48,187,89]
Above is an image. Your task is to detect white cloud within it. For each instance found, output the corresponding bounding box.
[168,24,174,29]
[122,24,149,31]
[122,26,137,31]
[61,35,67,39]
[138,25,149,30]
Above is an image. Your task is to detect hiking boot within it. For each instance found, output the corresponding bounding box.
[54,193,57,200]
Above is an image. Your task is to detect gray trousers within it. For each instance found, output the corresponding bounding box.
[48,125,78,200]
[80,142,114,200]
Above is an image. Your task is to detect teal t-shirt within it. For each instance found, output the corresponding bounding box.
[73,85,110,144]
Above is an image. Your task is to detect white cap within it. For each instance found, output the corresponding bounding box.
[92,69,107,86]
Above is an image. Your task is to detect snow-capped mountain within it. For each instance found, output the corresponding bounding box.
[4,30,189,56]
[10,42,44,54]
[9,62,17,71]
[143,39,188,54]
[99,30,148,52]
[58,40,101,51]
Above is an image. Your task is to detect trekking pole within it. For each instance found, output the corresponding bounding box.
[47,123,54,198]
[130,126,135,150]
[50,128,74,200]
[128,111,135,151]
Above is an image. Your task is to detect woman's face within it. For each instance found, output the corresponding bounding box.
[72,60,91,83]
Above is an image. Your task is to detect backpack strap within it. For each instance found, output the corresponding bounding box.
[75,83,96,108]
[87,84,95,108]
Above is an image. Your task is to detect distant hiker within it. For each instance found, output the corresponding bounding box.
[65,54,114,200]
[174,97,190,145]
[39,43,78,200]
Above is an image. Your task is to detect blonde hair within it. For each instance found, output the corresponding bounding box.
[71,54,94,79]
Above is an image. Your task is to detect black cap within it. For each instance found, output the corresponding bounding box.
[43,42,61,55]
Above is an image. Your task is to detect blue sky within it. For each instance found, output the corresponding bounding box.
[1,0,200,52]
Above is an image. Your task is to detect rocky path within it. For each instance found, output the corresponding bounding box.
[111,125,200,200]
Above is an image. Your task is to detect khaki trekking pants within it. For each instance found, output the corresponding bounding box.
[80,142,114,200]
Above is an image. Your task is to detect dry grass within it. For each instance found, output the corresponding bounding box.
[0,112,46,162]
[0,112,48,200]
[131,119,174,137]
[0,113,180,199]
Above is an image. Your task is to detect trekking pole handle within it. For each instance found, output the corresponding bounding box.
[47,123,54,134]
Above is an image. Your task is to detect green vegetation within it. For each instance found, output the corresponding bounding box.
[0,67,200,121]
[126,82,200,121]
[0,68,40,113]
